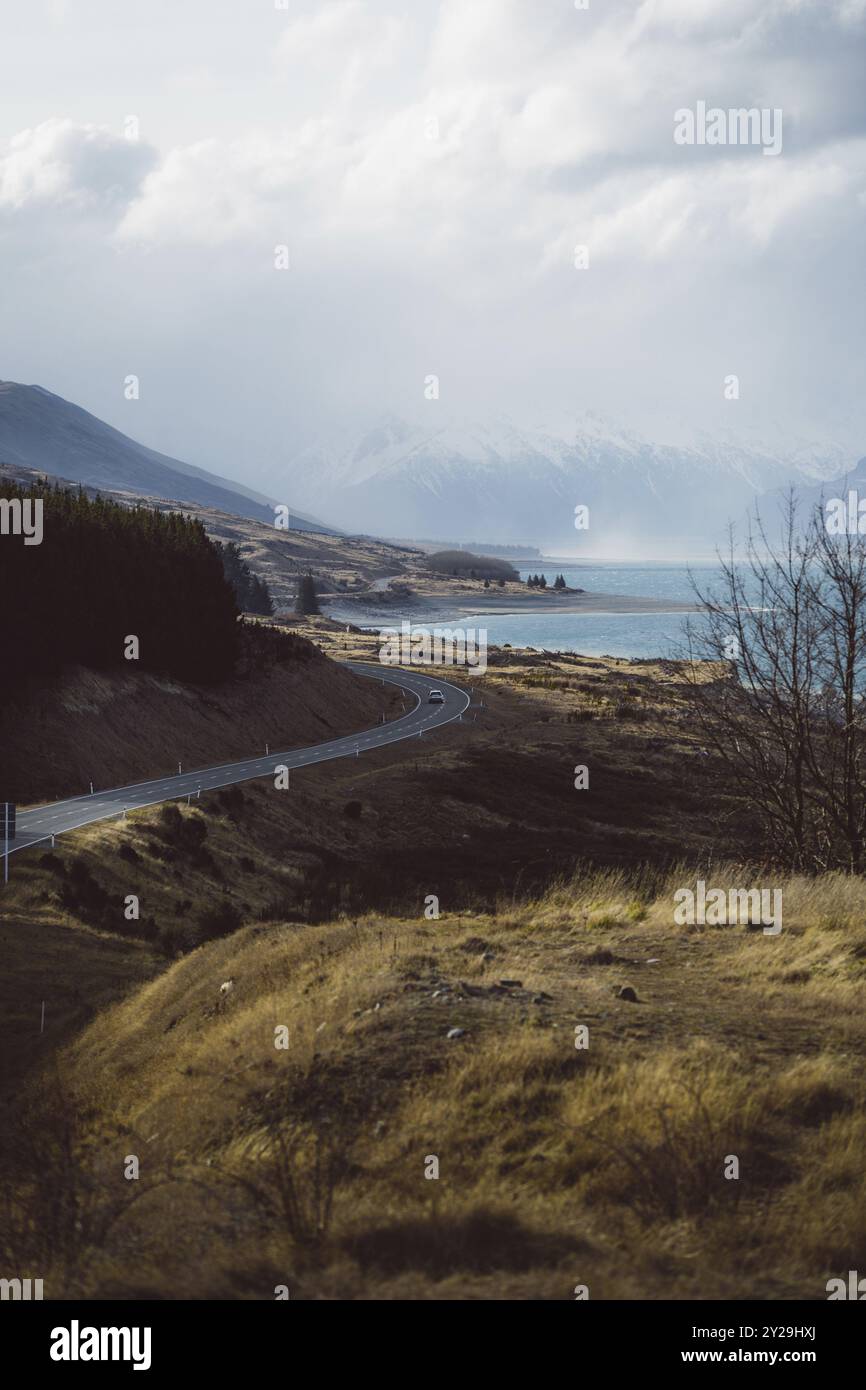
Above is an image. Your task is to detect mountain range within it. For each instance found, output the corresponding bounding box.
[1,383,861,557]
[0,381,329,533]
[272,414,858,557]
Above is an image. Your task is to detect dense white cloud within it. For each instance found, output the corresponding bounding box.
[117,123,341,246]
[0,0,863,482]
[99,0,866,265]
[273,0,408,91]
[0,118,154,213]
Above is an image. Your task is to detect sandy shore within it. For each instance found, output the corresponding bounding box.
[327,587,697,627]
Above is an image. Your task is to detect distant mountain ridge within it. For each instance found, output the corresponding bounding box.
[0,381,333,533]
[794,458,866,513]
[270,414,855,556]
[3,384,859,556]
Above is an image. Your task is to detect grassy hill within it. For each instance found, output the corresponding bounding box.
[3,845,864,1299]
[2,647,862,1300]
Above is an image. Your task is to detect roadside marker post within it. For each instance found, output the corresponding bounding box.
[3,802,15,885]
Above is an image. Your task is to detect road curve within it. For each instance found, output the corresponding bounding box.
[7,663,471,857]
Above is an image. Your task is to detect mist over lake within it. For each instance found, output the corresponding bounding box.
[396,562,723,660]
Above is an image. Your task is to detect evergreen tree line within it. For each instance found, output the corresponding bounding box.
[427,549,519,581]
[525,573,567,589]
[218,541,274,615]
[0,481,240,689]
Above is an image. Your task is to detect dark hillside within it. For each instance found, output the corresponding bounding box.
[0,481,238,689]
[0,380,279,526]
[0,624,399,803]
[0,482,400,800]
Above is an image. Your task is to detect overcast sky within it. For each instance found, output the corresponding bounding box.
[1,0,865,487]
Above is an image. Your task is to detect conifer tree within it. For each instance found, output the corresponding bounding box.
[0,480,239,691]
[296,572,320,616]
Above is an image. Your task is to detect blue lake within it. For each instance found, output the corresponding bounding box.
[444,562,723,661]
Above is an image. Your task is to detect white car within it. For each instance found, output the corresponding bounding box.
[427,689,445,704]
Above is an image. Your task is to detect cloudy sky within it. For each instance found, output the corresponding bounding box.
[1,0,865,488]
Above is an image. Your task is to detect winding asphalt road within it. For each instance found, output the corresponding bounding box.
[6,663,470,858]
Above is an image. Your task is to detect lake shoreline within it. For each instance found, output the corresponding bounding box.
[327,588,698,628]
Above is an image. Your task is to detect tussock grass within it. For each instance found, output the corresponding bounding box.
[4,860,866,1300]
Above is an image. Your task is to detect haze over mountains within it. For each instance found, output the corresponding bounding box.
[272,414,857,557]
[0,381,326,534]
[0,381,860,557]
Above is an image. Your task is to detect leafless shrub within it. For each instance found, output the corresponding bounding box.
[685,493,866,872]
[586,1080,744,1222]
[0,1067,162,1291]
[217,1121,351,1248]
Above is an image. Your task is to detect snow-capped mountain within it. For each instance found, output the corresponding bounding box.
[272,414,853,556]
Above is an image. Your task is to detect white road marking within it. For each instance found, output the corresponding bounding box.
[11,666,471,854]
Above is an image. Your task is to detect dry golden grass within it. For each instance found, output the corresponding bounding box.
[3,860,865,1300]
